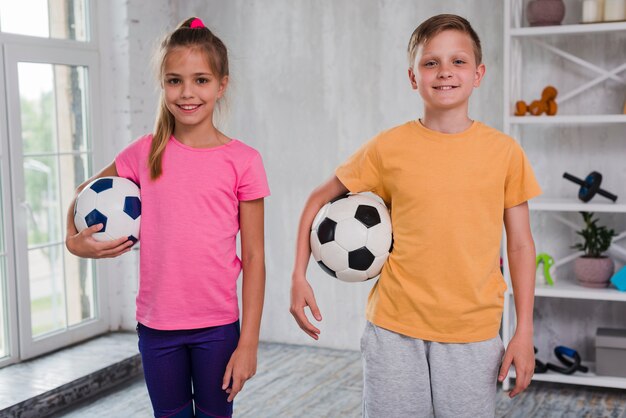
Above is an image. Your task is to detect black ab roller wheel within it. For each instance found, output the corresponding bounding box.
[563,171,618,203]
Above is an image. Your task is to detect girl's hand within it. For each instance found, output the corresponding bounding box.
[222,344,257,402]
[289,275,322,340]
[498,332,534,397]
[66,223,134,259]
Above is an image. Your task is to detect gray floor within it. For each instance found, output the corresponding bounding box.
[0,333,139,411]
[55,342,626,418]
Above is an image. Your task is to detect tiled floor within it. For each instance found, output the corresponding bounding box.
[54,342,626,418]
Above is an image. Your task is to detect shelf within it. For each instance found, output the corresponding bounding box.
[530,276,626,301]
[510,21,626,37]
[511,363,626,389]
[509,115,626,125]
[529,198,626,213]
[502,0,626,392]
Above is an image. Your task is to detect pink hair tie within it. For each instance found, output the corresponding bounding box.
[190,18,205,29]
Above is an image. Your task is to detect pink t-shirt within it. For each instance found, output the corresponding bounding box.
[115,135,270,330]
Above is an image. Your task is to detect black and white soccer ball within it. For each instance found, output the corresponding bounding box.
[74,176,141,243]
[310,193,392,282]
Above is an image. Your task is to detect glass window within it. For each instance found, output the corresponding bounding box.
[29,246,65,337]
[0,171,6,357]
[0,0,88,41]
[24,156,61,246]
[65,251,94,326]
[0,258,7,358]
[20,63,55,154]
[18,62,95,338]
[0,0,101,364]
[0,163,4,255]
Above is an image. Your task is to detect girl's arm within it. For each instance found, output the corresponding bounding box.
[290,175,349,339]
[222,197,266,402]
[499,201,536,397]
[65,161,134,258]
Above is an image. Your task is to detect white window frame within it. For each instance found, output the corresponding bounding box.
[0,0,110,363]
[0,55,18,368]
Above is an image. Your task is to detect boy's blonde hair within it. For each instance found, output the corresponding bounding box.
[150,17,229,180]
[407,14,482,68]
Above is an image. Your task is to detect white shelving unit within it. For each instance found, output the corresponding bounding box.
[530,197,626,213]
[502,0,626,390]
[510,114,626,124]
[511,362,626,389]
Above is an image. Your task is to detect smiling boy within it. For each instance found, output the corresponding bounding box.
[290,14,541,417]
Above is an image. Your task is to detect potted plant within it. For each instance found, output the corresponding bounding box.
[572,212,616,288]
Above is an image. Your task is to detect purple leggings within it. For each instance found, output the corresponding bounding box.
[137,321,240,418]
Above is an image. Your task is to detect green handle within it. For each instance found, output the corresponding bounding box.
[536,253,555,286]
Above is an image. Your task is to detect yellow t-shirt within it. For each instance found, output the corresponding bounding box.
[335,120,542,343]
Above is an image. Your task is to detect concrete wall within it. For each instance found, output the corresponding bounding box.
[173,1,505,350]
[97,0,175,330]
[102,1,624,354]
[104,1,504,350]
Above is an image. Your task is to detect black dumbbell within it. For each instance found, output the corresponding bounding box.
[563,171,618,203]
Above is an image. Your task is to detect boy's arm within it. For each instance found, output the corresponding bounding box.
[222,197,266,402]
[499,201,536,398]
[65,161,134,258]
[290,175,349,339]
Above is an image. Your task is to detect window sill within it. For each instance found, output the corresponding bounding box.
[0,332,140,417]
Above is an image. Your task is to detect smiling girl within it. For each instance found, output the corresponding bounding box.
[66,17,269,418]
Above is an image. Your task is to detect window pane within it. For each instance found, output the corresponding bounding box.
[0,162,4,254]
[24,156,61,246]
[19,61,90,248]
[15,57,96,349]
[0,257,7,358]
[19,63,55,154]
[0,0,88,41]
[55,66,89,153]
[64,251,94,326]
[29,245,65,337]
[19,63,89,154]
[59,153,89,218]
[0,163,7,358]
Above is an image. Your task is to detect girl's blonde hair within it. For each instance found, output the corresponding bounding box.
[149,17,229,180]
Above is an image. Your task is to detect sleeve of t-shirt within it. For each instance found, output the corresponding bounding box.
[115,135,147,186]
[237,152,270,201]
[335,135,383,196]
[504,142,542,209]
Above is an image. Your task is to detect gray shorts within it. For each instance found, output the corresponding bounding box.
[361,321,505,418]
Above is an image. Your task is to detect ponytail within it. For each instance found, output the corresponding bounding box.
[148,17,229,180]
[149,98,176,179]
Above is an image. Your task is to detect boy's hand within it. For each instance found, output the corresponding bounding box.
[498,332,534,398]
[66,223,133,259]
[222,344,257,402]
[289,275,322,340]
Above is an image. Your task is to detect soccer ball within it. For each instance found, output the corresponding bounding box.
[73,176,141,243]
[310,193,392,282]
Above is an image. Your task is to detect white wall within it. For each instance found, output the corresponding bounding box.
[97,0,132,332]
[98,0,175,330]
[102,1,503,350]
[103,1,626,355]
